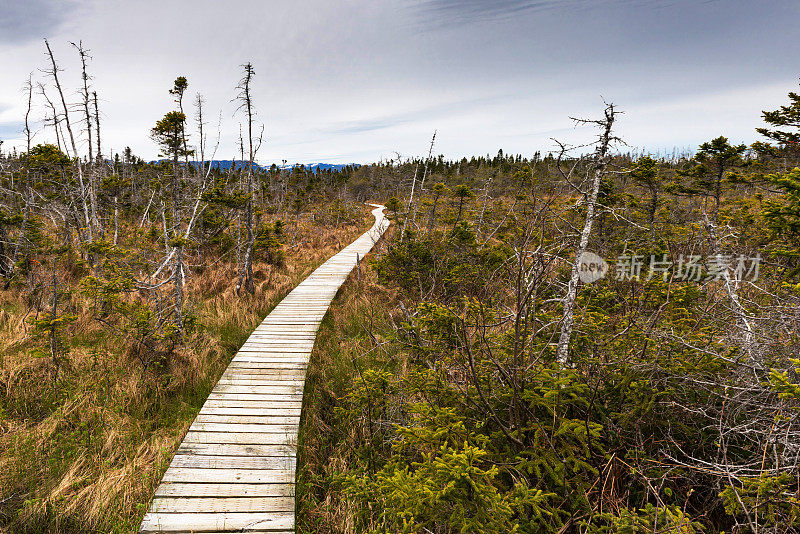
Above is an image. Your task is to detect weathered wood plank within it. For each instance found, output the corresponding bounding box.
[149,496,294,513]
[198,407,302,417]
[140,512,293,532]
[219,369,306,378]
[154,482,294,498]
[182,431,297,445]
[169,454,295,470]
[205,393,304,402]
[201,400,303,410]
[176,443,296,457]
[211,385,303,395]
[235,347,313,353]
[248,332,318,337]
[225,362,307,370]
[231,355,310,362]
[161,468,294,484]
[229,353,310,360]
[193,415,300,425]
[245,337,317,342]
[209,376,305,385]
[215,378,305,387]
[188,422,298,434]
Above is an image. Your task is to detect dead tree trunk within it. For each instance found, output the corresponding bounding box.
[427,186,444,233]
[6,75,35,282]
[704,215,759,366]
[93,91,102,161]
[72,42,94,166]
[400,163,418,243]
[476,171,493,240]
[72,41,100,236]
[235,63,262,294]
[45,39,92,243]
[555,103,619,366]
[38,84,65,154]
[405,132,436,240]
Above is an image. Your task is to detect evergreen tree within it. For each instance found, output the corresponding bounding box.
[757,80,800,148]
[629,156,661,231]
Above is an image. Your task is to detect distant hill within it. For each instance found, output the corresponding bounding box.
[149,160,359,172]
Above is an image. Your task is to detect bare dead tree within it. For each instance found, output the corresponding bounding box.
[93,91,101,161]
[555,103,621,366]
[399,163,418,243]
[72,41,101,238]
[185,94,220,246]
[12,75,35,276]
[23,74,34,184]
[71,42,94,166]
[234,62,264,294]
[44,39,92,243]
[403,131,436,240]
[37,83,65,154]
[476,169,494,240]
[195,93,206,166]
[413,131,436,227]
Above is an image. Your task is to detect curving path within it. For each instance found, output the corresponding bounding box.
[140,204,389,533]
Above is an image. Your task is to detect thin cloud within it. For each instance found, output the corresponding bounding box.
[408,0,716,26]
[323,96,507,136]
[327,116,411,135]
[0,0,78,45]
[0,121,25,141]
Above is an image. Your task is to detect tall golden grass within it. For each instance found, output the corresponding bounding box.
[296,226,400,533]
[0,209,371,533]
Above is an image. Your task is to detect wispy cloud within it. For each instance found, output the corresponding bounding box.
[323,96,506,136]
[408,0,715,26]
[414,0,561,21]
[0,121,25,140]
[326,116,411,135]
[0,0,78,45]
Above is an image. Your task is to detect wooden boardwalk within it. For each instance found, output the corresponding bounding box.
[140,205,389,533]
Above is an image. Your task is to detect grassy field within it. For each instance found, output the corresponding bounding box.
[296,224,399,533]
[0,211,371,533]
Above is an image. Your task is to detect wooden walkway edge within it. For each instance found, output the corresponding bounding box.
[140,204,389,533]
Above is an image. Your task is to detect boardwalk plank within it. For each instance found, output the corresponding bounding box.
[149,497,294,513]
[193,415,301,425]
[176,443,296,457]
[140,512,293,532]
[183,431,298,445]
[198,407,302,417]
[202,400,303,409]
[154,483,294,498]
[188,422,298,433]
[169,454,294,470]
[161,468,295,484]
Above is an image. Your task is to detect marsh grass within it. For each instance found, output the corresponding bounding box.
[0,211,370,533]
[296,226,400,533]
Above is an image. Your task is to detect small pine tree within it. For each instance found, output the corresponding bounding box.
[757,80,800,148]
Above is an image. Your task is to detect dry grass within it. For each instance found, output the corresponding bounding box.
[0,209,371,533]
[295,226,402,534]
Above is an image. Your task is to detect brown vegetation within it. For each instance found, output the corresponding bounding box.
[0,214,368,533]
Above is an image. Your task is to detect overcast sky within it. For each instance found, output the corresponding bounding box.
[0,0,798,164]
